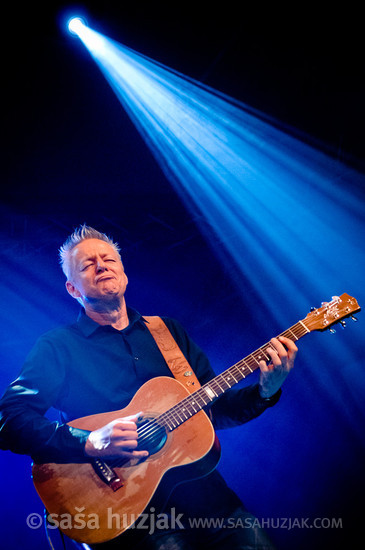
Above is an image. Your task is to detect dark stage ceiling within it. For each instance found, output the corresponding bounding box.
[3,2,364,225]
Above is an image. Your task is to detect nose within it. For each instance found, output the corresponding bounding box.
[96,259,108,273]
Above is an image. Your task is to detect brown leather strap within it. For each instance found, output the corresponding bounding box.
[144,316,201,393]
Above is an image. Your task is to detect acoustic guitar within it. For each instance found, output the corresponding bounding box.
[32,293,360,544]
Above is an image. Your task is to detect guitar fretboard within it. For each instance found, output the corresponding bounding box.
[155,320,310,432]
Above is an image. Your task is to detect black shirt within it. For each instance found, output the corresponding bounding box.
[0,307,280,519]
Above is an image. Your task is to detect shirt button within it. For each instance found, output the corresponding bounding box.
[134,356,139,361]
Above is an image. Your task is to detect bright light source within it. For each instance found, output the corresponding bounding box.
[66,17,107,52]
[68,16,87,35]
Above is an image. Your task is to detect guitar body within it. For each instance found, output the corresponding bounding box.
[32,376,220,544]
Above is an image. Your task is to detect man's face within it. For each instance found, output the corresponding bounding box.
[65,239,128,305]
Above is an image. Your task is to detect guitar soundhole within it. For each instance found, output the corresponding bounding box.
[136,416,167,455]
[101,416,167,472]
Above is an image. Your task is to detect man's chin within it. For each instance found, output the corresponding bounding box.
[86,291,122,307]
[98,282,120,296]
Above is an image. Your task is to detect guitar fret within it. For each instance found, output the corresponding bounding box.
[198,391,210,405]
[232,364,245,378]
[192,391,208,407]
[163,390,210,429]
[230,367,243,382]
[254,349,269,363]
[214,378,228,392]
[164,410,186,430]
[223,375,233,387]
[228,372,238,383]
[165,418,176,430]
[287,328,298,340]
[169,416,179,429]
[204,386,216,400]
[176,411,187,423]
[242,359,253,373]
[298,320,310,334]
[251,354,262,367]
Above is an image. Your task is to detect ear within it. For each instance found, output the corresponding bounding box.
[66,280,82,300]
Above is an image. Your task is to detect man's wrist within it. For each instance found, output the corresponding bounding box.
[258,385,282,404]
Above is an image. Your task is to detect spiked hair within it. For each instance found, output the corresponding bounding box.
[59,224,121,279]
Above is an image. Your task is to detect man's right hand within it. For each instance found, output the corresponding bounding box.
[84,412,149,459]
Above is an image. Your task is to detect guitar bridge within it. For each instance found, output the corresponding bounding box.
[92,458,124,492]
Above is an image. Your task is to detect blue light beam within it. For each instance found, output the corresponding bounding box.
[69,24,365,446]
[68,22,364,319]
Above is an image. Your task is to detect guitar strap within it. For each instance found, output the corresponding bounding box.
[144,316,201,394]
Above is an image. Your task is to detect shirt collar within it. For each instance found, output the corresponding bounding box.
[76,307,145,337]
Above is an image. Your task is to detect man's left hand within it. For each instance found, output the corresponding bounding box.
[259,336,298,398]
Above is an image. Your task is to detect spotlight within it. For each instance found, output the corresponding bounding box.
[68,16,87,35]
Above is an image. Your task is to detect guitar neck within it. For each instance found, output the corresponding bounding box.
[156,320,310,432]
[140,292,361,437]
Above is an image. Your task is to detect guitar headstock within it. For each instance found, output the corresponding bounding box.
[303,293,361,332]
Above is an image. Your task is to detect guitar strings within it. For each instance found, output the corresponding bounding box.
[136,323,309,443]
[105,322,312,468]
[104,324,312,468]
[132,323,309,452]
[154,323,308,429]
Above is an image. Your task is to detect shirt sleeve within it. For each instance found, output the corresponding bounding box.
[162,317,281,429]
[0,334,90,463]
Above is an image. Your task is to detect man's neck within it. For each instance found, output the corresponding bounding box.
[84,299,129,330]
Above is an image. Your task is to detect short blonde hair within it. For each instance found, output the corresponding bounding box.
[59,224,121,279]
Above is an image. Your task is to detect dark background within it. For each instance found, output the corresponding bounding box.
[1,2,364,549]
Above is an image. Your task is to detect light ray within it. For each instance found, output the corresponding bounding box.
[68,21,364,327]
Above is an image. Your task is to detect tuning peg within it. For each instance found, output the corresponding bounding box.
[310,307,316,311]
[351,315,358,322]
[329,328,336,334]
[339,320,346,329]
